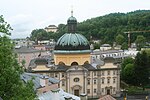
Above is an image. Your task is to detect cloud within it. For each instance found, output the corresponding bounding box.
[7,14,36,38]
[7,14,60,39]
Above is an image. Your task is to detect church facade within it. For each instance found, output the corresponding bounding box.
[28,12,120,98]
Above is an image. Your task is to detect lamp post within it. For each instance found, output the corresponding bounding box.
[123,89,128,100]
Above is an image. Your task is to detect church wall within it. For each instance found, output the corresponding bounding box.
[69,71,84,94]
[54,53,90,66]
[30,59,120,98]
[32,65,50,71]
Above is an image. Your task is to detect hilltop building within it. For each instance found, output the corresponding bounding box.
[28,11,120,99]
[45,25,57,32]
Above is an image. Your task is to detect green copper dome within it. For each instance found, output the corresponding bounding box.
[54,33,90,51]
[67,16,77,21]
[54,12,90,54]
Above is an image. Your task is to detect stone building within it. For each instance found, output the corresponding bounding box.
[28,11,120,98]
[45,25,57,32]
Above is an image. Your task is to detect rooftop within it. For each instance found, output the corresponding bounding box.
[14,46,44,53]
[21,73,60,90]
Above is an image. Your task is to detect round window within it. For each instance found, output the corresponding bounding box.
[74,78,80,82]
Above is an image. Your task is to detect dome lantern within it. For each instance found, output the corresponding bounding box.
[67,10,77,33]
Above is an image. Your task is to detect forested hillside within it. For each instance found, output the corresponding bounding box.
[30,10,150,45]
[77,10,150,44]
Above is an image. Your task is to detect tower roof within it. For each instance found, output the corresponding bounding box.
[54,11,90,54]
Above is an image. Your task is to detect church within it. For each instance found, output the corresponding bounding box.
[28,11,121,98]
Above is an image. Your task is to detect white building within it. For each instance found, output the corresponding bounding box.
[45,25,57,32]
[100,44,112,51]
[91,49,139,63]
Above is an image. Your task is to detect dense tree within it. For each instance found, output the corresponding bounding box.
[30,10,150,44]
[121,42,128,50]
[135,35,146,50]
[115,34,125,45]
[134,51,149,88]
[0,15,36,100]
[121,57,134,82]
[123,63,135,84]
[30,29,49,41]
[121,51,150,87]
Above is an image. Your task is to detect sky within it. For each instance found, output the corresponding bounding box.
[0,0,150,39]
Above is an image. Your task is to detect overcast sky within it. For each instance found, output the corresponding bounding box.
[0,0,150,39]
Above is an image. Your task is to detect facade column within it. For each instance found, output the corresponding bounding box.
[97,66,101,96]
[116,65,120,97]
[66,72,70,93]
[83,71,87,94]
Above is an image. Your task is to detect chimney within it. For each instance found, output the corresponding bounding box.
[80,93,87,100]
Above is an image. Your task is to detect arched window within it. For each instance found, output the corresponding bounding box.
[58,61,65,66]
[84,61,89,65]
[71,62,78,66]
[74,78,80,82]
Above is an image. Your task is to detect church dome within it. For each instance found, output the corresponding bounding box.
[67,16,77,23]
[54,33,90,51]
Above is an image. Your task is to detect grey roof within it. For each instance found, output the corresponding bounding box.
[55,65,69,71]
[38,88,80,100]
[101,44,111,47]
[0,97,3,100]
[82,64,96,70]
[21,73,60,90]
[92,49,124,55]
[29,57,52,68]
[14,46,43,53]
[92,58,105,66]
[48,25,57,27]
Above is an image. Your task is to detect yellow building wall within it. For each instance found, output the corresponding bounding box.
[32,65,50,71]
[54,53,90,66]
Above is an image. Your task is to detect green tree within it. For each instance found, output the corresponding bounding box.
[123,63,135,84]
[121,57,134,81]
[30,29,48,42]
[134,51,149,89]
[121,42,128,50]
[0,15,36,100]
[115,34,125,45]
[135,35,146,51]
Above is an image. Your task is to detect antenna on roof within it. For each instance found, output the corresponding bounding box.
[71,5,73,16]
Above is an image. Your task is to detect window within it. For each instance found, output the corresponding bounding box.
[102,88,104,93]
[94,89,97,93]
[94,72,96,76]
[55,73,58,77]
[87,79,90,85]
[107,78,110,84]
[107,71,110,75]
[113,71,115,75]
[62,80,65,86]
[50,73,54,77]
[101,71,104,76]
[62,73,64,78]
[102,78,104,84]
[87,89,90,94]
[113,87,115,93]
[74,78,80,82]
[113,78,116,83]
[94,79,97,84]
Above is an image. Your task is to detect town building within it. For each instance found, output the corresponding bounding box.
[15,46,49,69]
[13,38,34,47]
[91,49,139,63]
[45,25,57,32]
[21,73,80,100]
[28,11,121,99]
[100,44,112,51]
